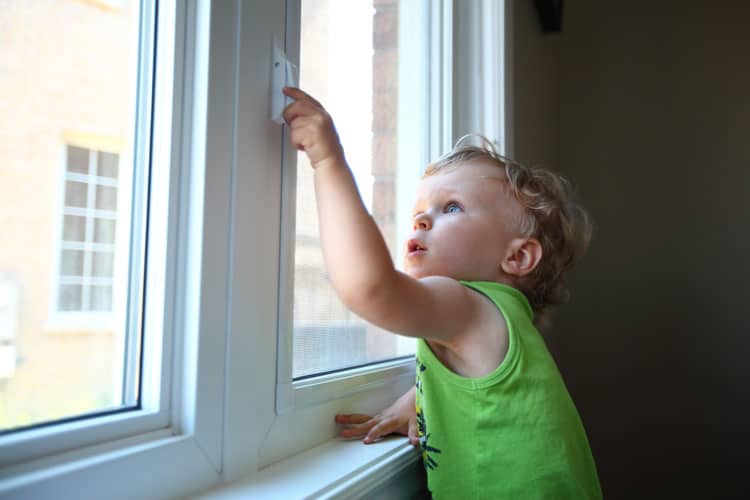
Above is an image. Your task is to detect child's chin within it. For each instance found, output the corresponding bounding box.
[404,268,425,279]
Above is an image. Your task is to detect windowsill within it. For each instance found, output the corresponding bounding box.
[197,437,422,499]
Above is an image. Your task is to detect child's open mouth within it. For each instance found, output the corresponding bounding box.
[407,239,428,256]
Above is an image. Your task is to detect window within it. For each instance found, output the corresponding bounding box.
[0,0,224,492]
[0,0,479,496]
[271,0,444,446]
[0,0,146,434]
[57,145,120,314]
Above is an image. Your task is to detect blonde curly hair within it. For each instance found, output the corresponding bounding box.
[424,135,593,318]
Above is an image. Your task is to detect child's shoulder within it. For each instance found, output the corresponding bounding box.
[426,280,511,378]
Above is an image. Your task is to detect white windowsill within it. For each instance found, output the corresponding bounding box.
[197,437,422,500]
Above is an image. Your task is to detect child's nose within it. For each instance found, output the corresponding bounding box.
[413,213,432,231]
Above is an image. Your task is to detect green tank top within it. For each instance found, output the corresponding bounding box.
[415,281,602,499]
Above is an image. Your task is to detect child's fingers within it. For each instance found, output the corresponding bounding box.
[340,419,377,439]
[363,418,402,444]
[282,86,323,108]
[407,419,419,447]
[282,98,321,125]
[288,121,314,151]
[335,413,377,439]
[335,413,372,425]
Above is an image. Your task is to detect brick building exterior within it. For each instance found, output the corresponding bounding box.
[0,0,136,428]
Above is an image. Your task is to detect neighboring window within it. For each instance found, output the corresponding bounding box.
[0,0,144,433]
[57,145,119,313]
[290,0,423,378]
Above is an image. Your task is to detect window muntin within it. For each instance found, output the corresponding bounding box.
[58,145,119,313]
[291,0,419,379]
[0,0,145,433]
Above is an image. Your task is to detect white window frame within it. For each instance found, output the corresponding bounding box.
[0,0,509,497]
[0,1,226,498]
[273,0,428,417]
[215,0,510,487]
[1,0,162,461]
[255,0,509,474]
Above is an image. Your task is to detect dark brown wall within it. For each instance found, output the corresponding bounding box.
[536,1,750,498]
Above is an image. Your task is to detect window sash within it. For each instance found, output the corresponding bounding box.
[0,0,166,466]
[274,0,450,417]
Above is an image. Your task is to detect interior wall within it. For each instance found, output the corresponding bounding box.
[511,1,750,498]
[508,0,559,168]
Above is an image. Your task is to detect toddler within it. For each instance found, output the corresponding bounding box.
[283,87,602,499]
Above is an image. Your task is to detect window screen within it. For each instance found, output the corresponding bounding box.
[293,0,420,378]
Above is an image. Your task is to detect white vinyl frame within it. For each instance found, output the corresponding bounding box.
[451,0,508,151]
[270,0,450,445]
[273,0,449,416]
[216,0,454,481]
[276,0,430,415]
[213,0,509,490]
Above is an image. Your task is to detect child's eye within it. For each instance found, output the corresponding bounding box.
[444,202,463,214]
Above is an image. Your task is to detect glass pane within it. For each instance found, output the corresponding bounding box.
[90,286,113,312]
[92,251,115,277]
[61,249,85,276]
[292,0,419,378]
[0,1,144,432]
[58,285,83,311]
[63,215,87,242]
[67,146,90,174]
[95,184,118,211]
[64,180,88,208]
[98,152,119,178]
[94,218,116,244]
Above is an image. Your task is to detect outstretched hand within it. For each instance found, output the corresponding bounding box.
[335,387,419,446]
[282,87,345,170]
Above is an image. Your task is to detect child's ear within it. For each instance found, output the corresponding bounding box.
[501,237,543,277]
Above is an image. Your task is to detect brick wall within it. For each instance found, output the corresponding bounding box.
[367,0,400,359]
[371,0,399,258]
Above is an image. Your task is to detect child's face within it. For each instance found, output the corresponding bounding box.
[404,161,524,282]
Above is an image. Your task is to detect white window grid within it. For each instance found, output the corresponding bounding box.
[58,146,119,313]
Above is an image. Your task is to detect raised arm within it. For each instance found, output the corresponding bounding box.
[282,88,481,343]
